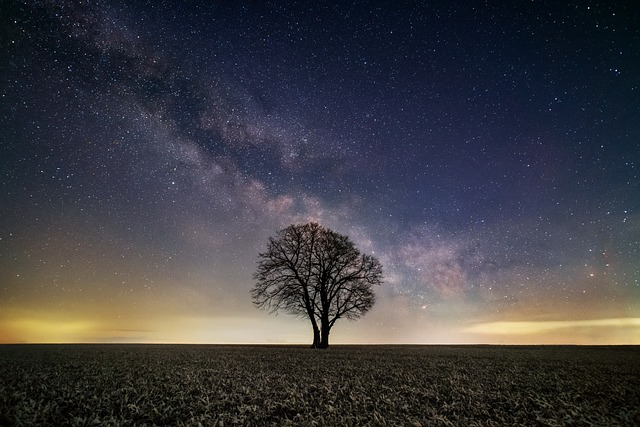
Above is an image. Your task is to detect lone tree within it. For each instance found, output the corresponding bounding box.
[252,222,383,349]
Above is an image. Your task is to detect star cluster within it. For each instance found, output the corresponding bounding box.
[1,1,639,344]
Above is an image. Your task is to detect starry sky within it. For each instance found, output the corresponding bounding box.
[1,1,639,344]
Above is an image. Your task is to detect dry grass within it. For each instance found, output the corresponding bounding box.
[1,344,638,426]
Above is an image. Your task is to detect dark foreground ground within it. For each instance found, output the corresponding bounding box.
[1,345,638,426]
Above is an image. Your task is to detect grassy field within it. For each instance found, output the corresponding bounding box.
[1,345,638,426]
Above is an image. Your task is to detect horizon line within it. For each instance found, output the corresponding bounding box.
[1,342,638,346]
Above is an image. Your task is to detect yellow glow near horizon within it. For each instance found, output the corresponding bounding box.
[0,308,311,344]
[2,302,640,345]
[462,318,640,344]
[2,317,98,343]
[464,318,640,335]
[4,316,640,345]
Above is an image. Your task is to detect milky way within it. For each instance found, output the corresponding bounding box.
[1,1,639,344]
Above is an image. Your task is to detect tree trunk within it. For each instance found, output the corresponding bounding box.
[311,324,320,348]
[318,322,330,349]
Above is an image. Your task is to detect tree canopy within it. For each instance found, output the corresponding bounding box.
[252,222,383,348]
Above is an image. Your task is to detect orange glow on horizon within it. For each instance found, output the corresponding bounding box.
[2,306,640,345]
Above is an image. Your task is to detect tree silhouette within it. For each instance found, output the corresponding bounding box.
[252,222,383,348]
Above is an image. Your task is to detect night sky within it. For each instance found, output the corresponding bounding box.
[1,1,639,344]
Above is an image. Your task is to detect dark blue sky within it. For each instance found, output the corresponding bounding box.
[1,1,639,344]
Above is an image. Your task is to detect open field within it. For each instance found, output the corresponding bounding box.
[1,345,638,426]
